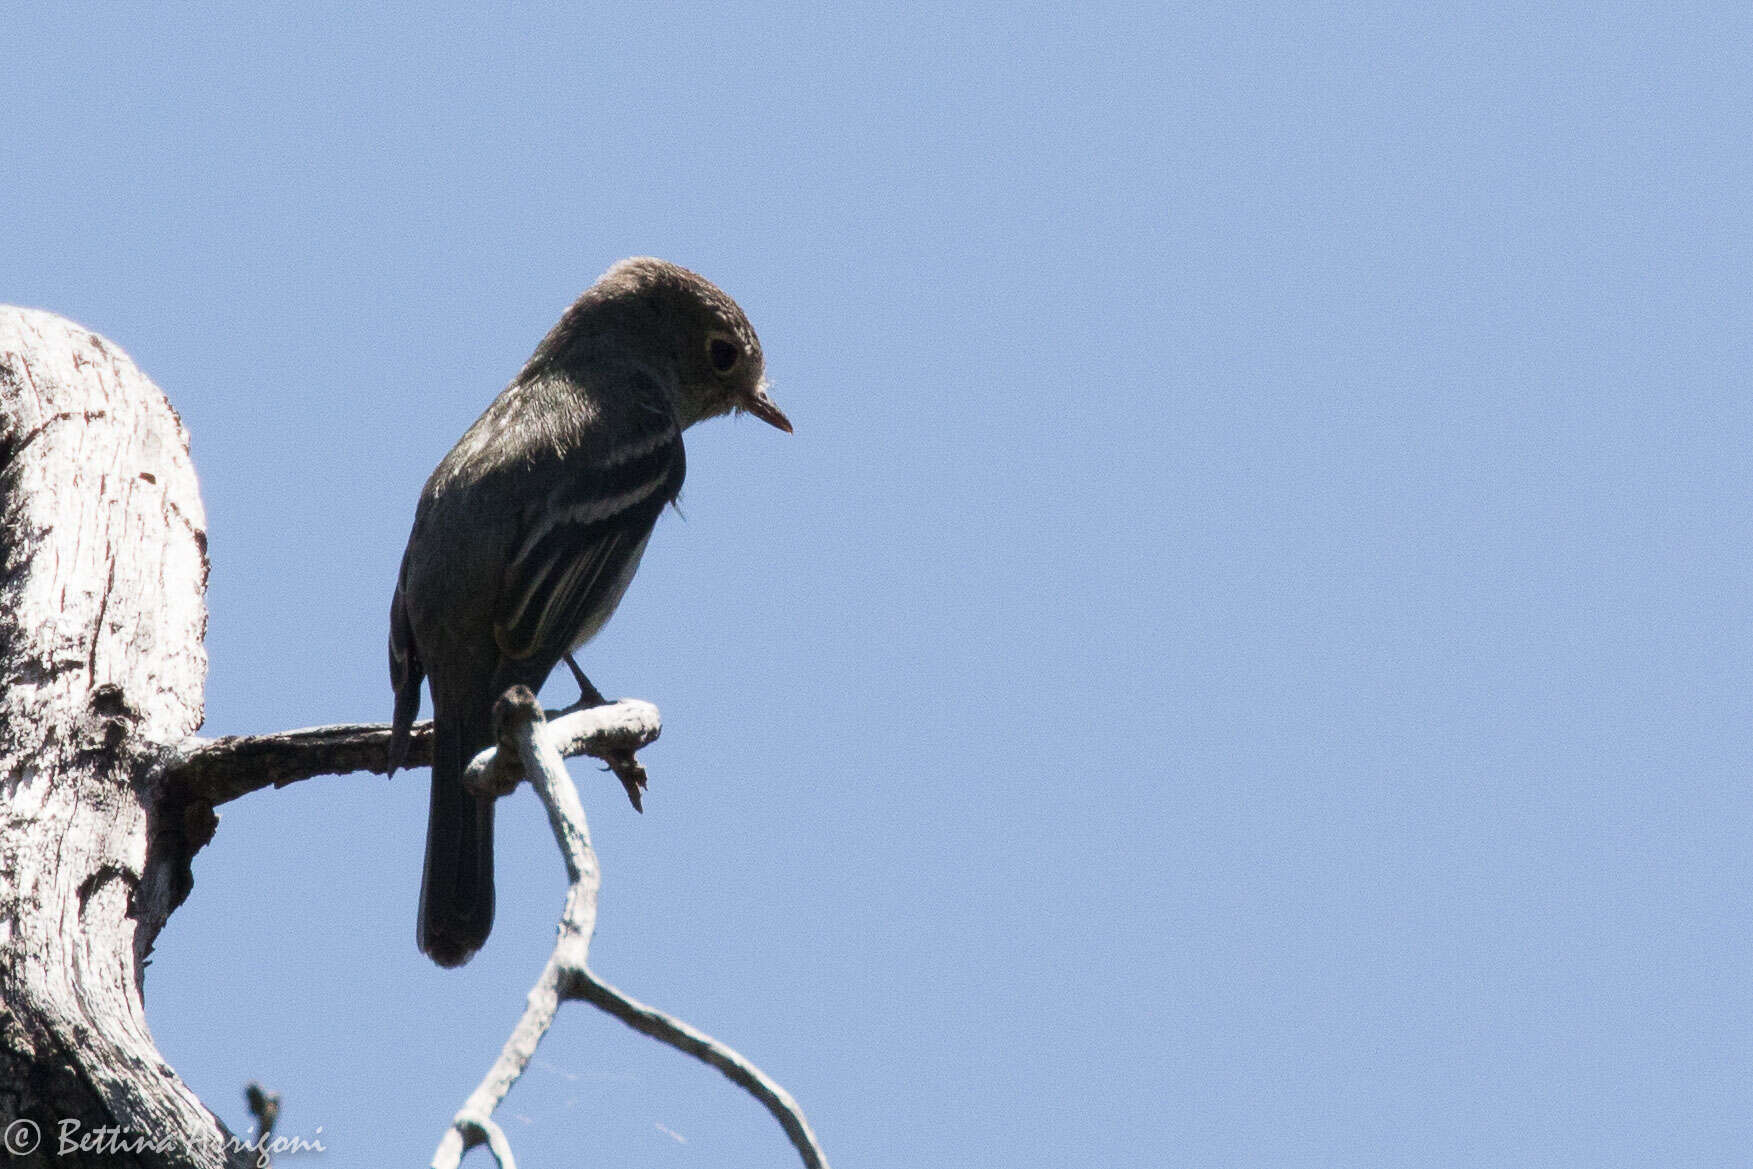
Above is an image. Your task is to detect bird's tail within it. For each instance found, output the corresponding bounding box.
[418,708,496,967]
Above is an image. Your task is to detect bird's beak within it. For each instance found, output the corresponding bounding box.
[744,382,793,434]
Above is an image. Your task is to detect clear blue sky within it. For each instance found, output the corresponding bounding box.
[6,5,1751,1166]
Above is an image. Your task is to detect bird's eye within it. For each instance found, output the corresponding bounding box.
[707,336,740,374]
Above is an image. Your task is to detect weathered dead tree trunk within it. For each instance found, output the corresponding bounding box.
[0,308,234,1167]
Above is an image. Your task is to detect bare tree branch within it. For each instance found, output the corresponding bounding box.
[155,699,662,806]
[430,688,829,1169]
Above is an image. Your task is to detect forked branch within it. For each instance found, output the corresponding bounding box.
[430,688,829,1169]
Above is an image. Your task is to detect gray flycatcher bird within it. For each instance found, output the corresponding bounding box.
[387,257,791,967]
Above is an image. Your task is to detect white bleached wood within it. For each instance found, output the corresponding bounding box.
[0,307,236,1166]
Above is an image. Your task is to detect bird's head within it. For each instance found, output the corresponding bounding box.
[545,257,791,434]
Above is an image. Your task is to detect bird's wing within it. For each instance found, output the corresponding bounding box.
[493,384,685,664]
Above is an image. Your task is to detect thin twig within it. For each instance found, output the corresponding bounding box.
[566,971,828,1168]
[244,1082,280,1169]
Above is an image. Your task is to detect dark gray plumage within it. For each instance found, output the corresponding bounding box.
[388,258,790,967]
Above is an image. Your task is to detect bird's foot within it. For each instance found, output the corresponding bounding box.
[560,658,647,809]
[563,654,610,708]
